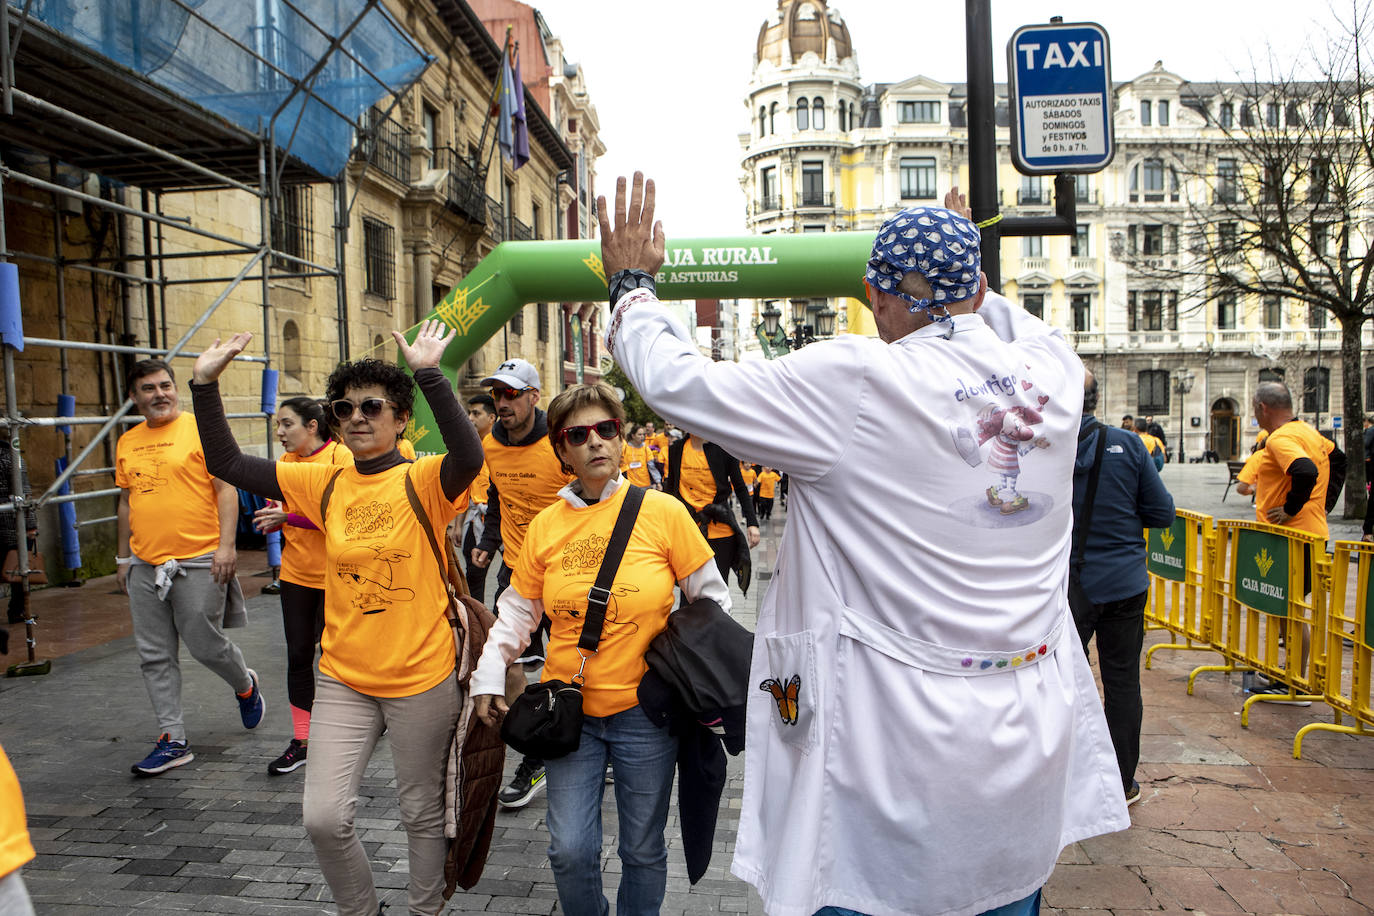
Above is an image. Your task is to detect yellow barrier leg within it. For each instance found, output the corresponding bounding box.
[1187,663,1240,696]
[1146,641,1221,670]
[1241,688,1322,728]
[1294,719,1370,759]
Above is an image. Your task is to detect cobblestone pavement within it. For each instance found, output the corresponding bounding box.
[2,465,1373,914]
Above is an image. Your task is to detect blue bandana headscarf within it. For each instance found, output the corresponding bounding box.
[866,206,982,333]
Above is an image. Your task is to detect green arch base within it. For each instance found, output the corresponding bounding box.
[404,233,873,454]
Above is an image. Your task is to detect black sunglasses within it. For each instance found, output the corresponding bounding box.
[557,418,622,446]
[329,397,396,421]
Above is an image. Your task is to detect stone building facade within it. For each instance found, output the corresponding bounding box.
[740,0,1373,461]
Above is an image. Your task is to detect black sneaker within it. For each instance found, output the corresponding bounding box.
[267,738,307,775]
[1125,781,1142,806]
[498,759,546,808]
[261,580,281,595]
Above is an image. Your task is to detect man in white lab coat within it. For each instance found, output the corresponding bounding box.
[598,174,1128,916]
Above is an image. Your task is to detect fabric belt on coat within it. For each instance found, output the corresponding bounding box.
[839,607,1064,676]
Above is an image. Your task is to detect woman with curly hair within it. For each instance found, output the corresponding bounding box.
[188,321,483,916]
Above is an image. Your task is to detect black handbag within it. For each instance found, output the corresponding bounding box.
[501,485,645,759]
[645,597,753,716]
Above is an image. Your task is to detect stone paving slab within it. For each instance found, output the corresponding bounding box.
[4,475,1374,914]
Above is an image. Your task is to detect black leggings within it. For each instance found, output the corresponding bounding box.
[708,535,737,584]
[758,496,775,520]
[279,580,325,712]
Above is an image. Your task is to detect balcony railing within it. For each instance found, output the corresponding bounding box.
[487,196,505,242]
[1068,257,1099,274]
[1017,189,1049,205]
[509,216,533,241]
[1075,188,1099,204]
[434,147,485,223]
[758,195,781,213]
[799,190,833,207]
[355,107,411,184]
[1020,257,1049,272]
[1070,332,1105,350]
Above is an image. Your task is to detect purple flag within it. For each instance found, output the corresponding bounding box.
[512,50,529,170]
[497,49,530,170]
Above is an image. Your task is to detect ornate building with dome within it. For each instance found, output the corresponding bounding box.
[739,0,1372,461]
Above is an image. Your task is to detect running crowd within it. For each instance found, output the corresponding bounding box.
[2,173,1370,916]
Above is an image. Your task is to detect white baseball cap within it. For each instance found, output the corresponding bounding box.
[480,358,540,391]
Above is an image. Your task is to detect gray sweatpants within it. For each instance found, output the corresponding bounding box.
[0,870,35,916]
[303,671,460,916]
[128,563,252,742]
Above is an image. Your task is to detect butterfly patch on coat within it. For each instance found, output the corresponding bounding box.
[759,674,801,726]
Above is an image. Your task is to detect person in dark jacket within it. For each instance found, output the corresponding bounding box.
[663,434,759,589]
[1071,371,1175,807]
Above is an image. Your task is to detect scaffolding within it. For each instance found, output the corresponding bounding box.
[0,0,430,669]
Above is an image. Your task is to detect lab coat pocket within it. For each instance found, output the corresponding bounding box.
[760,630,818,754]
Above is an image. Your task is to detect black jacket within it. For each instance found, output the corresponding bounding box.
[663,437,759,530]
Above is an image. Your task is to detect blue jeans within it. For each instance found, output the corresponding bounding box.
[544,703,678,916]
[815,888,1042,916]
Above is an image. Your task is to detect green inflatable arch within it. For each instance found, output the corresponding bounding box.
[405,232,873,454]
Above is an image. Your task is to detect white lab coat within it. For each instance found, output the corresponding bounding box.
[607,289,1128,916]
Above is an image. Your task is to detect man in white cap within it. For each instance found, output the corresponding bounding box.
[598,173,1127,916]
[471,357,571,808]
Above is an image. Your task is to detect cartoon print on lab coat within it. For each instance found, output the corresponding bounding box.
[945,369,1054,526]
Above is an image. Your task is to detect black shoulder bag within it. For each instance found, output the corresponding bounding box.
[501,485,646,759]
[1067,422,1108,626]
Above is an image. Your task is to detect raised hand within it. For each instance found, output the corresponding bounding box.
[192,332,253,384]
[944,186,972,220]
[393,319,456,372]
[597,172,667,278]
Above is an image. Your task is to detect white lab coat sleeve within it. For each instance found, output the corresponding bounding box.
[976,289,1067,343]
[677,556,732,616]
[606,287,863,481]
[471,586,544,698]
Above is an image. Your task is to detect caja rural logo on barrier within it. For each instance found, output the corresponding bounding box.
[1146,517,1187,583]
[1235,529,1288,617]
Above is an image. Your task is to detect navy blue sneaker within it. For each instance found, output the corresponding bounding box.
[237,669,266,729]
[131,734,194,776]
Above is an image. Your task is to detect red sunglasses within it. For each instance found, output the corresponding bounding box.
[492,386,534,401]
[557,418,622,446]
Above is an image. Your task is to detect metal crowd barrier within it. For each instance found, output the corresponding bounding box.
[1294,540,1374,758]
[1142,509,1221,673]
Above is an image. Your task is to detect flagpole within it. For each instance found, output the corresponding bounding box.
[471,27,512,182]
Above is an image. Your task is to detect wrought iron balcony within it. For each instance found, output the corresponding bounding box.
[355,107,411,184]
[434,147,486,223]
[487,196,505,242]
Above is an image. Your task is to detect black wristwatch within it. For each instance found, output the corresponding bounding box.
[608,269,657,306]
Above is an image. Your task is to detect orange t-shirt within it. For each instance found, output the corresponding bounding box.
[740,464,757,491]
[1244,420,1333,538]
[1136,431,1164,456]
[648,433,670,461]
[115,412,223,564]
[469,458,491,508]
[514,484,715,717]
[278,440,354,590]
[757,470,781,499]
[678,441,733,539]
[621,442,655,487]
[276,456,467,697]
[0,742,34,879]
[483,433,572,566]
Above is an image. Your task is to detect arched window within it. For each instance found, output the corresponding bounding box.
[796,98,809,131]
[849,102,857,129]
[838,100,847,131]
[812,97,825,129]
[373,334,384,351]
[759,106,767,138]
[282,320,302,378]
[769,102,777,134]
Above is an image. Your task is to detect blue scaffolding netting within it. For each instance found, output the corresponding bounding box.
[16,0,431,176]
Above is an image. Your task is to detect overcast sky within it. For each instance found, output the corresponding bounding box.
[525,0,1347,237]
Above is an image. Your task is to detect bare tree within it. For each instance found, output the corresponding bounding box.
[1128,1,1373,518]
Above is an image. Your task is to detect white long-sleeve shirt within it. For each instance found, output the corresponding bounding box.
[605,287,1127,916]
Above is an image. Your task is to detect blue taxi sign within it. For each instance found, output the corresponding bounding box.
[1006,21,1114,174]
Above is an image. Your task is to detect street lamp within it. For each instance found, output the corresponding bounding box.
[1172,367,1195,463]
[815,306,837,339]
[760,304,782,337]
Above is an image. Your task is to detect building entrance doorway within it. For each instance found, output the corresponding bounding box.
[1211,398,1239,461]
